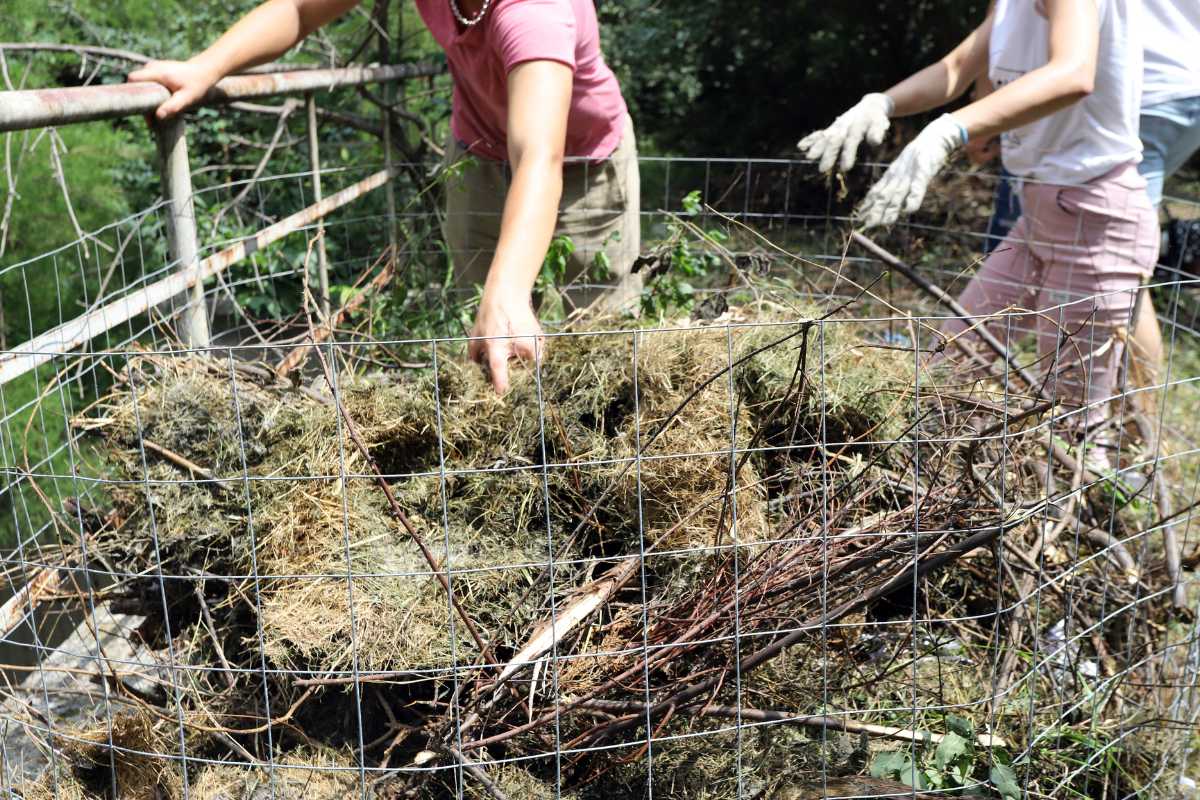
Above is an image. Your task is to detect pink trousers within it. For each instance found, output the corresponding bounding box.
[943,163,1160,426]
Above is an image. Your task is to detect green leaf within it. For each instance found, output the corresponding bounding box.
[898,758,926,791]
[934,731,969,771]
[991,763,1021,800]
[945,714,975,739]
[869,751,907,780]
[682,189,703,215]
[591,250,612,281]
[923,767,944,789]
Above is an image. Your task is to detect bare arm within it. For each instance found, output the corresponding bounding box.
[128,0,360,118]
[964,75,1002,164]
[467,59,574,394]
[884,16,994,117]
[951,0,1099,141]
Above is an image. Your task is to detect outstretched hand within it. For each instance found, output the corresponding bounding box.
[127,60,221,120]
[856,114,966,229]
[468,290,545,395]
[798,93,893,174]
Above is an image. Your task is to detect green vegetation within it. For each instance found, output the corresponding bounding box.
[870,716,1018,798]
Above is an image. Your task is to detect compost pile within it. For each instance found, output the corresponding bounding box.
[18,304,1190,799]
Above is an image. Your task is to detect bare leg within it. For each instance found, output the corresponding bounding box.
[1128,288,1164,419]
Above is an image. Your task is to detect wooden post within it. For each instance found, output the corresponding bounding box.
[378,0,400,266]
[154,116,210,349]
[306,92,331,319]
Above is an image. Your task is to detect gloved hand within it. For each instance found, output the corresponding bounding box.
[798,93,894,174]
[856,113,967,229]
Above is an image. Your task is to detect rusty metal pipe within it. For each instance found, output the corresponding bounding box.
[305,92,331,319]
[0,168,391,384]
[155,115,210,349]
[0,62,443,133]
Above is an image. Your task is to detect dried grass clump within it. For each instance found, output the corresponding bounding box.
[77,306,921,691]
[189,749,363,800]
[58,299,1186,799]
[83,315,841,681]
[17,711,186,800]
[15,766,90,800]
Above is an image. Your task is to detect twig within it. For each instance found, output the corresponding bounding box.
[1083,528,1139,583]
[0,568,61,640]
[142,439,232,492]
[461,509,1035,754]
[208,98,303,235]
[445,747,511,800]
[579,700,1009,748]
[193,583,238,690]
[47,128,112,257]
[850,232,1043,396]
[275,250,395,377]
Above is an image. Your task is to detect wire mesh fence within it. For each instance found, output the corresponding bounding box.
[1,154,1200,800]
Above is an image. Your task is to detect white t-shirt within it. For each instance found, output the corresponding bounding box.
[989,0,1143,185]
[1143,0,1200,108]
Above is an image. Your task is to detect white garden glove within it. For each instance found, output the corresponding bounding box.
[798,93,894,173]
[856,113,968,229]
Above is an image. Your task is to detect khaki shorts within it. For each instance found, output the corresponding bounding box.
[442,114,642,312]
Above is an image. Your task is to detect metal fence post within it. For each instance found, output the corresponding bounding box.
[154,115,210,349]
[382,101,399,264]
[378,0,400,268]
[306,92,331,319]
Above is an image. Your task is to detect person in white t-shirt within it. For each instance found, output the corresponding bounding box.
[799,0,1160,462]
[969,0,1199,413]
[1138,0,1200,206]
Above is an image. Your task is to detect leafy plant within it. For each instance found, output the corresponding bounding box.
[640,190,727,319]
[869,716,1019,798]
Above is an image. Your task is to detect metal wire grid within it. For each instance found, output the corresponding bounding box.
[0,157,1198,799]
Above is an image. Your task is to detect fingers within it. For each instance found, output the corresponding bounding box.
[155,89,199,120]
[510,331,541,365]
[468,331,486,366]
[127,61,205,119]
[486,341,511,395]
[816,130,842,174]
[857,171,925,230]
[902,170,931,215]
[865,113,889,148]
[799,124,847,175]
[126,63,166,84]
[838,121,866,174]
[856,169,905,230]
[798,131,832,173]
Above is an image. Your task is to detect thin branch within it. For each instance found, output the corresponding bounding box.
[208,98,303,236]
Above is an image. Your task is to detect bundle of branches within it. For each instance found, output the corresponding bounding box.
[14,302,1190,799]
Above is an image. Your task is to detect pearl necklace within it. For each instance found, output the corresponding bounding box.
[450,0,493,27]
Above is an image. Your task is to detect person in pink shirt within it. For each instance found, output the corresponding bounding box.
[129,0,640,394]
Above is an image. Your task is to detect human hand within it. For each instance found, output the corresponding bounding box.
[965,134,1001,166]
[798,93,894,174]
[856,113,966,229]
[127,59,222,120]
[468,289,545,395]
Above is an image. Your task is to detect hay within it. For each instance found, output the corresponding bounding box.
[188,750,363,800]
[89,313,856,676]
[25,299,1188,799]
[17,712,183,800]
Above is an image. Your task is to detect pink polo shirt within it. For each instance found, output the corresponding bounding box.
[415,0,628,162]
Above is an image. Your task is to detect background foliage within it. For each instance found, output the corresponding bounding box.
[599,0,990,155]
